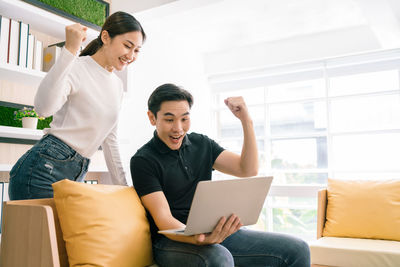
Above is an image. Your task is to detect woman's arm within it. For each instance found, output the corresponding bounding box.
[102,124,127,185]
[34,24,87,117]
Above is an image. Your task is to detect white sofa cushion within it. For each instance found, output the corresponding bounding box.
[310,237,400,267]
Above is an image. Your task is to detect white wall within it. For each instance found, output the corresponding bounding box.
[112,0,397,184]
[204,25,381,75]
[111,0,178,13]
[116,15,214,184]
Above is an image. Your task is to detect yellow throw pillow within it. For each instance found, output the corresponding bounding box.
[52,179,153,267]
[323,178,400,241]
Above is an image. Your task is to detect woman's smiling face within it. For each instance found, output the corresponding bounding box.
[103,31,143,71]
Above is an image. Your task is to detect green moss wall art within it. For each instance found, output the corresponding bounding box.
[22,0,109,29]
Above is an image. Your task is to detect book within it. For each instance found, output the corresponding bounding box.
[84,180,98,184]
[27,33,35,69]
[33,39,43,71]
[0,16,10,64]
[43,44,61,72]
[8,19,19,65]
[18,21,29,67]
[3,182,9,202]
[0,182,9,233]
[0,182,4,233]
[48,41,65,48]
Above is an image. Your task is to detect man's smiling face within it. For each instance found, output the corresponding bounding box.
[148,100,191,150]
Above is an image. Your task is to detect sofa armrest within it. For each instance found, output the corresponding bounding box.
[317,189,327,239]
[1,199,68,267]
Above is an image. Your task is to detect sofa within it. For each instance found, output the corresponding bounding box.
[310,185,400,267]
[1,180,158,267]
[1,198,70,267]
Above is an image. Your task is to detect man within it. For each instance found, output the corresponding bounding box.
[131,83,310,267]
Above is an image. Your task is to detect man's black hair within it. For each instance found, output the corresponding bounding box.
[148,83,194,117]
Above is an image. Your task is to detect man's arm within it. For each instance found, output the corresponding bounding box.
[131,156,199,243]
[141,191,242,245]
[213,96,259,177]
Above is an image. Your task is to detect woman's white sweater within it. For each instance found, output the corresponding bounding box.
[35,48,127,185]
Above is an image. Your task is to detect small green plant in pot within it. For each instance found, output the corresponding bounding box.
[14,107,44,129]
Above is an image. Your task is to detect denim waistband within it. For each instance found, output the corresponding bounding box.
[39,134,90,162]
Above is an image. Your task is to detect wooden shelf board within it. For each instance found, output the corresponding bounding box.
[0,125,43,140]
[0,163,108,173]
[0,63,45,87]
[0,0,98,44]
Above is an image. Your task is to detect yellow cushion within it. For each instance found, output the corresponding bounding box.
[52,179,153,267]
[323,178,400,241]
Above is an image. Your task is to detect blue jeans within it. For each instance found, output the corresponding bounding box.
[9,134,90,200]
[153,229,310,267]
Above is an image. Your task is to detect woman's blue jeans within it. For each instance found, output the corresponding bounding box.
[153,229,310,267]
[9,134,90,200]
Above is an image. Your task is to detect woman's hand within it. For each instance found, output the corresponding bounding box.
[65,23,87,55]
[194,214,243,245]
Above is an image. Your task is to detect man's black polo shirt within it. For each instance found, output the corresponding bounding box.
[130,131,224,240]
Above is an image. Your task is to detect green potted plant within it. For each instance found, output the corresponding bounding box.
[14,107,44,129]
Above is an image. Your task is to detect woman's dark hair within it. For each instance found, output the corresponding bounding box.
[80,11,146,57]
[148,83,194,117]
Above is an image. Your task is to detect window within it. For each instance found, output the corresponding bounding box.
[210,49,400,241]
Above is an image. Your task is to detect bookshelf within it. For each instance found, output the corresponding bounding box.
[0,62,45,87]
[0,0,101,141]
[0,0,98,45]
[0,0,110,182]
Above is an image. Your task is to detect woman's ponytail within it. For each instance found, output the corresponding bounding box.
[79,37,103,57]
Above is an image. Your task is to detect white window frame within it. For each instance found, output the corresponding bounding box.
[209,48,400,234]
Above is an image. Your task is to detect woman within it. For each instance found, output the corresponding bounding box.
[9,11,146,200]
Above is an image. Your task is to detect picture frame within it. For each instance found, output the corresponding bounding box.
[21,0,109,30]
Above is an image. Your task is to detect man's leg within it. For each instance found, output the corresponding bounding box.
[153,236,234,267]
[221,229,310,267]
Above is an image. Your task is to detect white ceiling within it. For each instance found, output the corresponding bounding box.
[111,0,178,13]
[112,0,400,54]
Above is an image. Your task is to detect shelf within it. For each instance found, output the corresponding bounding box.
[0,62,46,87]
[0,0,109,174]
[0,127,108,172]
[88,165,108,172]
[0,0,101,87]
[0,0,99,44]
[0,163,108,173]
[0,164,12,172]
[0,125,43,140]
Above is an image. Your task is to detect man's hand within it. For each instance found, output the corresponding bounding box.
[194,214,243,245]
[65,23,87,55]
[224,97,251,122]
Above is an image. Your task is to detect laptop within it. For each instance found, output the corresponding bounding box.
[158,176,273,236]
